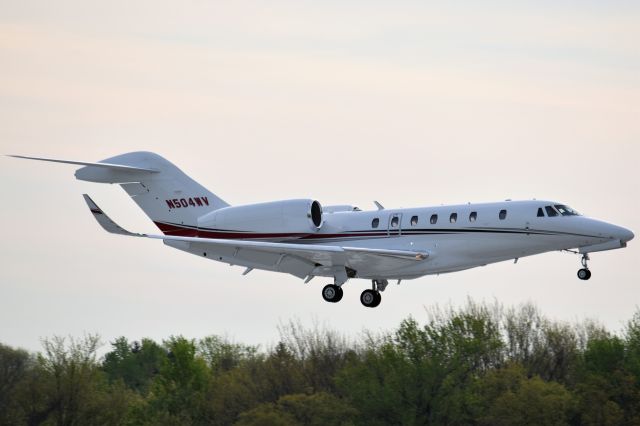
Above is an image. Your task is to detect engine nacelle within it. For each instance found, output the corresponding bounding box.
[197,199,323,237]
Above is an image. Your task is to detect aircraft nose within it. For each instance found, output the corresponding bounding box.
[614,225,634,243]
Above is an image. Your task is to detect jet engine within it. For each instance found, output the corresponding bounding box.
[197,199,323,238]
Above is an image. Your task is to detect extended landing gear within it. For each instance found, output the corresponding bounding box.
[322,284,343,303]
[360,279,387,308]
[321,279,387,307]
[577,254,592,281]
[360,289,381,308]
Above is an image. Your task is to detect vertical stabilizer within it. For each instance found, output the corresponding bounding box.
[74,152,228,233]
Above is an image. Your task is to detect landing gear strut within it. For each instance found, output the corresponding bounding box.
[577,254,591,280]
[360,280,386,308]
[322,284,343,303]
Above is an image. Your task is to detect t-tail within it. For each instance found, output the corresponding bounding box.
[9,151,229,235]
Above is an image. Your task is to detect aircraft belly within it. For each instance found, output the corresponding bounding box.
[161,229,607,282]
[322,232,587,279]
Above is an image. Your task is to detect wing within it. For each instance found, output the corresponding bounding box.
[82,194,428,279]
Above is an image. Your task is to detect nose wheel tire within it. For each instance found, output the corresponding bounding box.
[360,289,381,308]
[577,254,591,280]
[577,268,591,280]
[322,284,343,303]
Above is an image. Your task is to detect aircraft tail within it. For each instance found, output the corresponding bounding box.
[71,152,229,234]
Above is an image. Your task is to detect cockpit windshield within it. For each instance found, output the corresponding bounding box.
[554,205,580,216]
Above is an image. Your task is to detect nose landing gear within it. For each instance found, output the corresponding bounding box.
[577,254,591,280]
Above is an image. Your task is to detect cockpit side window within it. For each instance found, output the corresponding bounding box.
[554,204,579,216]
[537,207,545,217]
[545,206,559,217]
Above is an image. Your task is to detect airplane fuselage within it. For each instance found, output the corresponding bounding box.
[284,200,633,279]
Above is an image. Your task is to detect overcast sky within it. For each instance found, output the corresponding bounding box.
[1,1,639,353]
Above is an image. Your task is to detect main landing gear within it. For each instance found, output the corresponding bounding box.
[360,289,381,308]
[577,254,592,281]
[322,284,343,303]
[320,279,388,308]
[360,280,387,308]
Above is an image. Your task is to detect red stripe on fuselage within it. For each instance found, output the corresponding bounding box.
[154,222,316,240]
[154,222,198,237]
[153,221,389,241]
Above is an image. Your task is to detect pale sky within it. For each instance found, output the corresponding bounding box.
[1,1,639,352]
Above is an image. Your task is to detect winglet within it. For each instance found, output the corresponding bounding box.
[373,201,385,210]
[82,194,145,237]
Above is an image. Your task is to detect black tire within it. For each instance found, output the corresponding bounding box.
[371,291,382,307]
[334,286,344,302]
[577,268,591,280]
[360,289,380,307]
[322,284,342,302]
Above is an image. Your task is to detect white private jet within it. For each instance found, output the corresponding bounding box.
[11,152,634,308]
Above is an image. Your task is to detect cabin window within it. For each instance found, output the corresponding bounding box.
[537,207,545,217]
[411,215,419,226]
[450,213,457,223]
[390,216,399,228]
[372,218,379,228]
[545,206,559,217]
[469,212,477,222]
[430,214,438,224]
[499,209,507,220]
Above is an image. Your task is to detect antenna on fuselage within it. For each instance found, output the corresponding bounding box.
[373,201,385,210]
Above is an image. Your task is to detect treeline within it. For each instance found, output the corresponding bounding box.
[2,301,640,425]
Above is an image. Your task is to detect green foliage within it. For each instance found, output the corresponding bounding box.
[572,334,640,425]
[477,363,576,425]
[140,336,211,425]
[1,303,639,425]
[198,335,258,374]
[3,334,136,426]
[0,343,30,426]
[102,337,165,394]
[235,392,357,426]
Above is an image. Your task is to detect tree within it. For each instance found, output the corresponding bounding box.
[278,320,352,394]
[141,336,211,425]
[235,393,357,426]
[0,343,30,425]
[477,364,575,426]
[12,334,134,426]
[573,335,640,425]
[198,335,258,375]
[102,337,165,394]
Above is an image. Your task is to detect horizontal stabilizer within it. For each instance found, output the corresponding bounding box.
[8,155,159,173]
[82,194,144,237]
